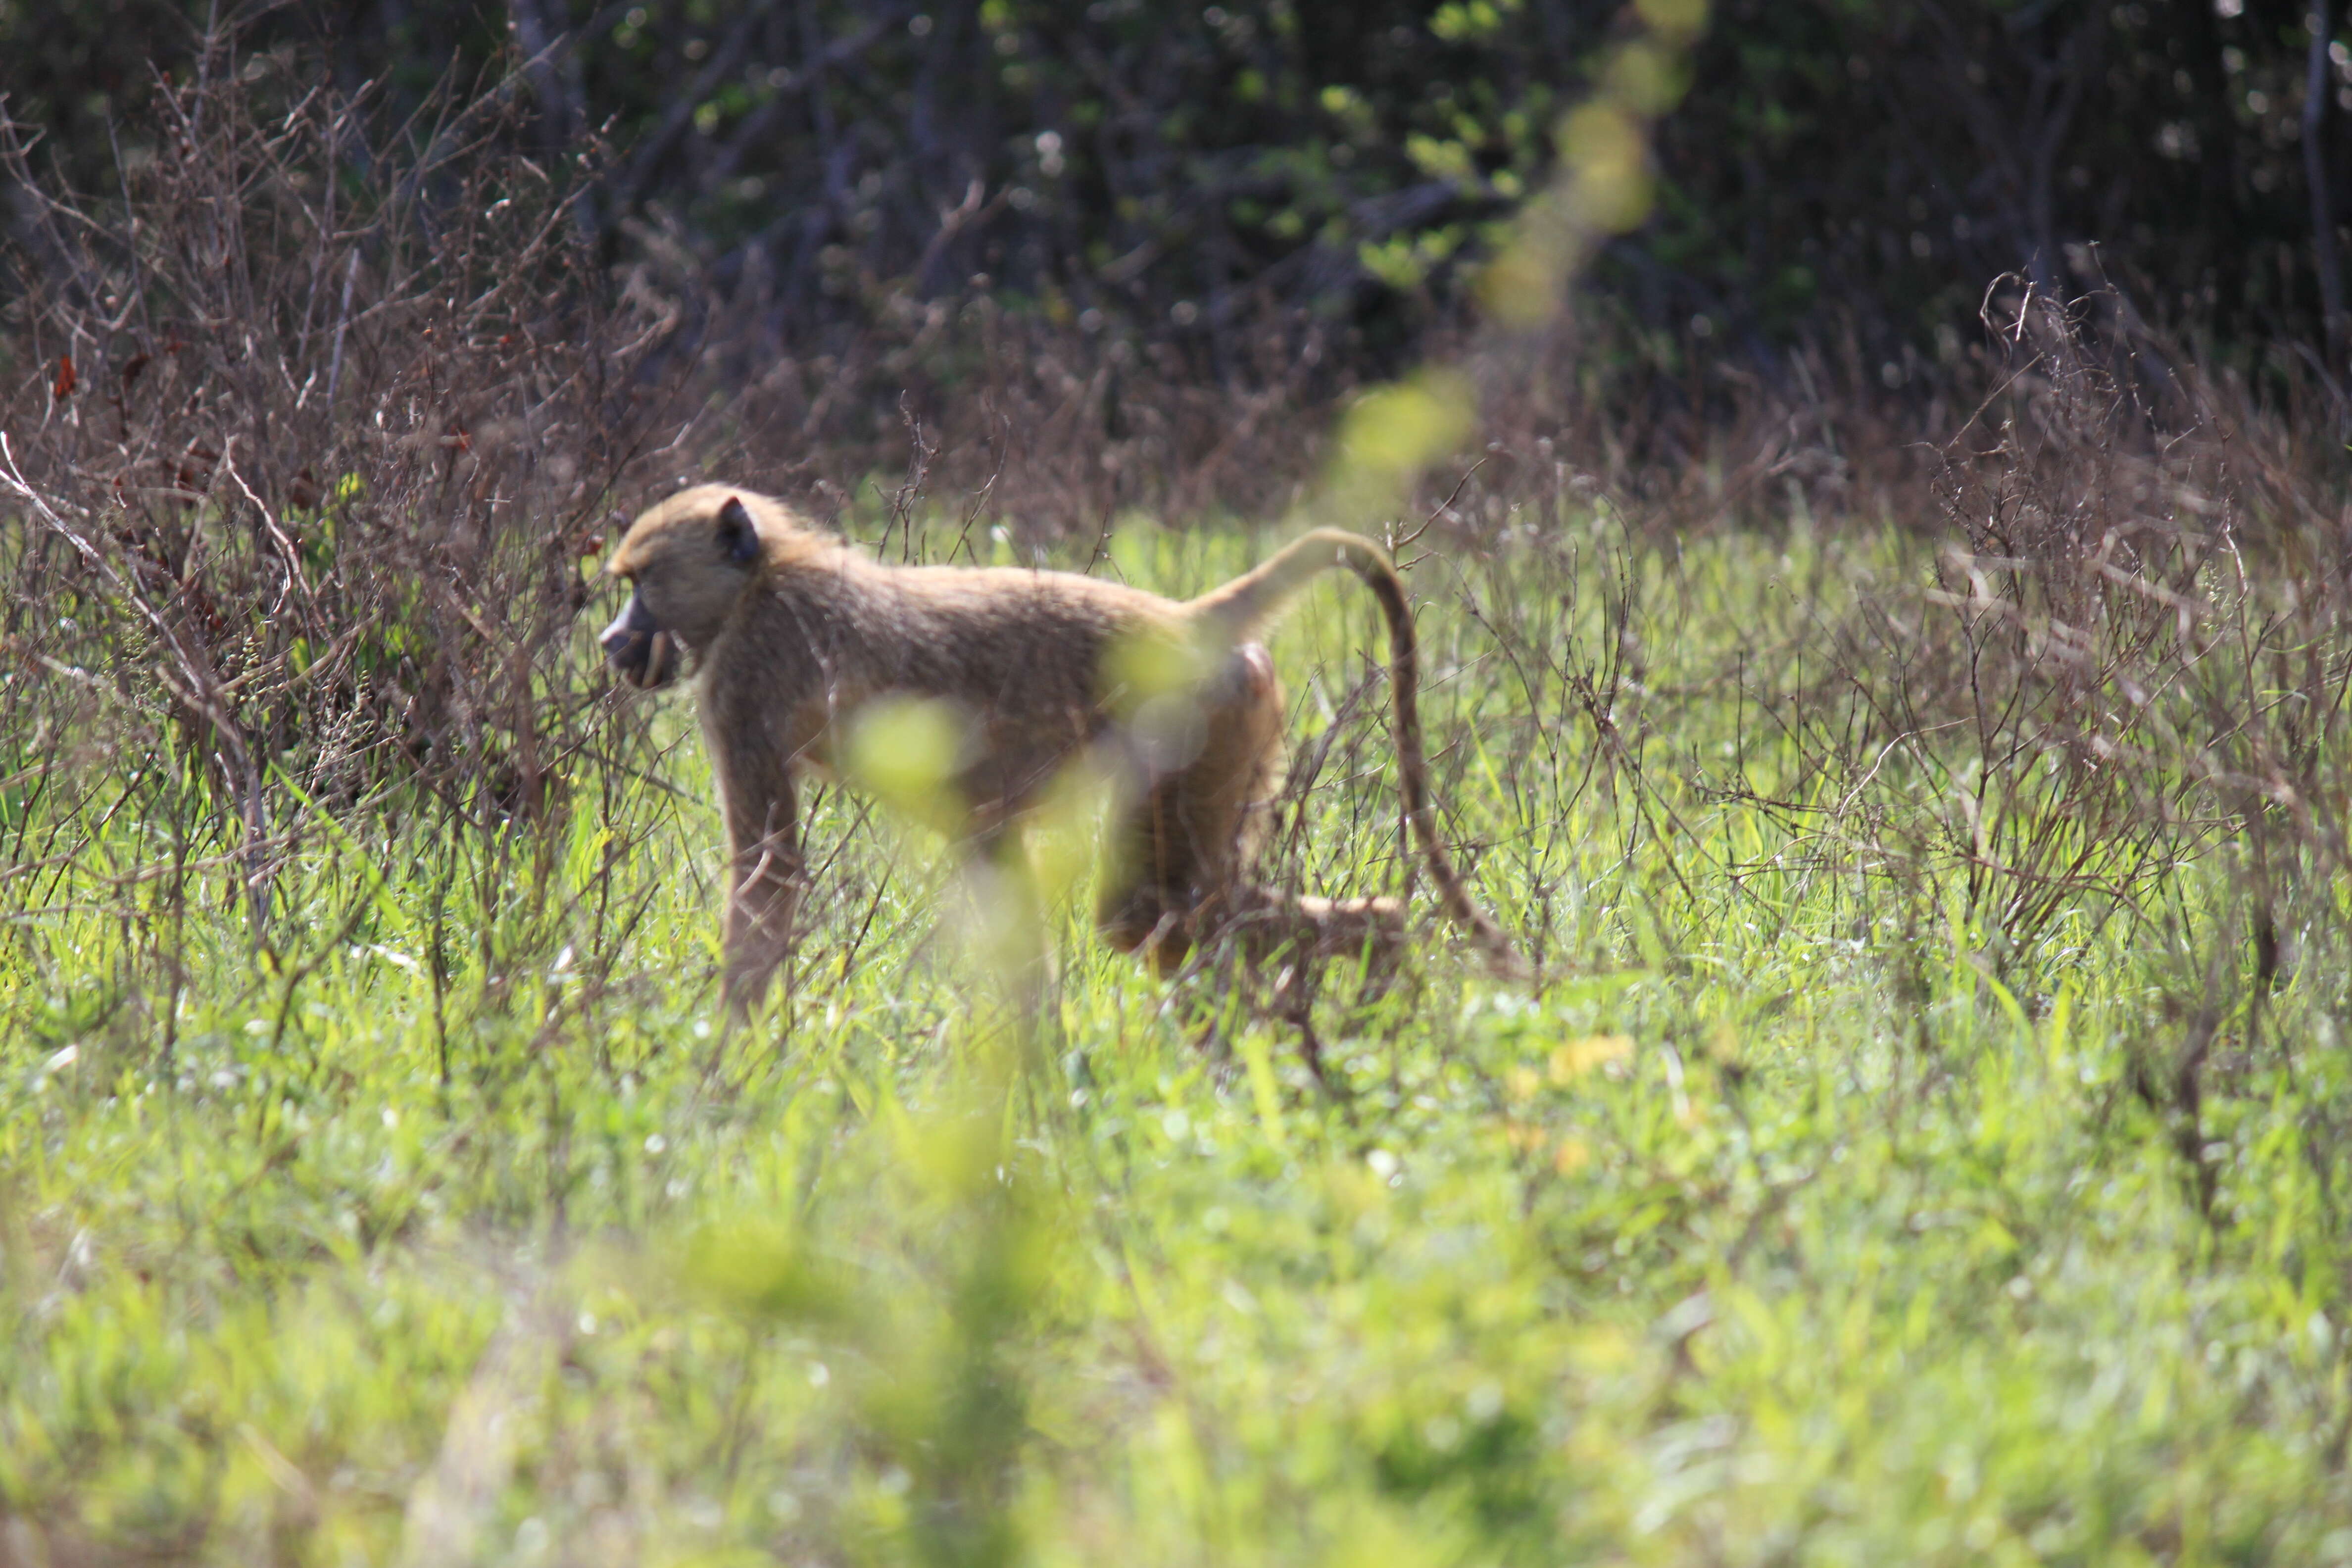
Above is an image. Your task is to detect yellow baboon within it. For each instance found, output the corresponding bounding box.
[598,484,1521,1012]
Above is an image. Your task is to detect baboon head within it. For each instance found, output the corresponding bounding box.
[601,486,770,689]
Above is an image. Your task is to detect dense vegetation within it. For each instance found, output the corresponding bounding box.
[8,7,2352,1564]
[10,437,2352,1562]
[13,0,2352,421]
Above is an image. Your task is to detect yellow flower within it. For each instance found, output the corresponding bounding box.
[1505,1121,1550,1154]
[1549,1034,1633,1082]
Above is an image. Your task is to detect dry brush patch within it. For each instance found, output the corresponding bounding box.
[0,48,715,1032]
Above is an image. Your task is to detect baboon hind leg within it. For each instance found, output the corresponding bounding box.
[1097,643,1405,975]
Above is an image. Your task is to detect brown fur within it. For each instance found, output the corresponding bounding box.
[599,484,1523,1013]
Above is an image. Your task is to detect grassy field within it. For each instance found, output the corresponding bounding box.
[4,502,2351,1568]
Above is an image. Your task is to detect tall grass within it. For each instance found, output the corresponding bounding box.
[8,34,2352,1568]
[9,414,2352,1562]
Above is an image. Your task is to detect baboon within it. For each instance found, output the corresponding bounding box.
[599,484,1522,1013]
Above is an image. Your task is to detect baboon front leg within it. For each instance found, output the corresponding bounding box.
[720,778,804,1018]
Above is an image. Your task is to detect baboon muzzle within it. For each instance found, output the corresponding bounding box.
[600,592,679,689]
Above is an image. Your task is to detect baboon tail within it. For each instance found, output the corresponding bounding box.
[1187,527,1383,637]
[1191,529,1528,982]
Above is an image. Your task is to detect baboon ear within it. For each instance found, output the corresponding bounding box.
[716,496,760,566]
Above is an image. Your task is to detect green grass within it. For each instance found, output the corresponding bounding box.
[4,518,2349,1566]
